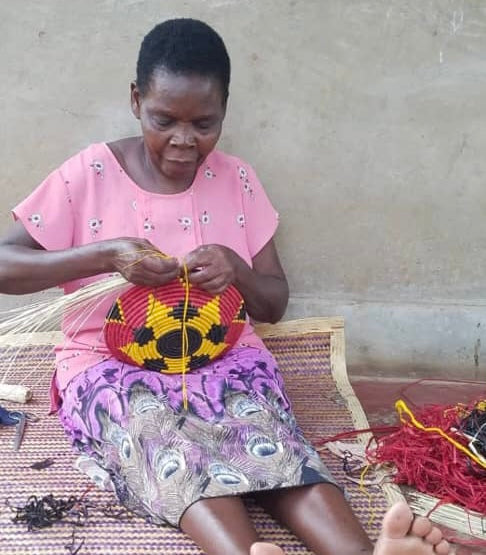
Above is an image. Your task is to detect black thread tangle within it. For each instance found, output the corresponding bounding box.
[8,494,82,531]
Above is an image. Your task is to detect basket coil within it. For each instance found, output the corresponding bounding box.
[104,278,246,374]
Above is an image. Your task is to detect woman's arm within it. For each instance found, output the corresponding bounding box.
[0,220,180,294]
[183,239,289,323]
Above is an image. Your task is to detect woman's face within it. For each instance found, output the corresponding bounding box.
[131,69,226,185]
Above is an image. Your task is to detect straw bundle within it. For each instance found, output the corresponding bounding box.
[0,274,129,397]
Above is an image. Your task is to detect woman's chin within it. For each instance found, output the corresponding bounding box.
[159,162,198,189]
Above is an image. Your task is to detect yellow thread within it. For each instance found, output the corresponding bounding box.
[117,249,170,257]
[476,400,486,412]
[359,464,376,527]
[116,248,191,409]
[121,251,170,271]
[180,264,190,411]
[395,399,486,470]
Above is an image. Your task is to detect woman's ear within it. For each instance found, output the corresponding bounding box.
[130,82,141,120]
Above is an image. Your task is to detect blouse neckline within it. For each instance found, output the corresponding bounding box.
[101,141,205,199]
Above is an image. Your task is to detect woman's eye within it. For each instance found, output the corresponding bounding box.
[195,120,213,130]
[155,118,173,128]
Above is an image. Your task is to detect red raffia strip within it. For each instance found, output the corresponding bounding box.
[366,399,486,515]
[313,426,400,446]
[312,396,486,548]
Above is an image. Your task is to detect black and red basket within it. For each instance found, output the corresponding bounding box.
[104,278,246,374]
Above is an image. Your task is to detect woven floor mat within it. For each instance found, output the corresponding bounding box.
[0,318,399,554]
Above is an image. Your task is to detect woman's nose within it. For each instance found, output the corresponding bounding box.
[169,126,196,147]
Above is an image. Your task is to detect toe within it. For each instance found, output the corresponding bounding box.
[380,502,414,540]
[434,539,450,555]
[424,526,443,546]
[250,542,285,555]
[410,515,433,538]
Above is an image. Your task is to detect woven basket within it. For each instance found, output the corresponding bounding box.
[104,278,246,374]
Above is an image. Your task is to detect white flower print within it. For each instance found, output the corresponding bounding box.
[238,166,254,197]
[90,160,104,178]
[200,211,210,225]
[88,218,103,236]
[132,200,137,211]
[144,218,155,232]
[204,167,216,179]
[28,213,43,228]
[179,216,192,231]
[236,214,245,228]
[243,181,253,196]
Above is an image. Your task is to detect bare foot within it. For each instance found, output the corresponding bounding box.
[374,502,451,554]
[250,542,285,555]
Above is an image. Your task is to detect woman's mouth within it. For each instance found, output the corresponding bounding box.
[166,158,196,164]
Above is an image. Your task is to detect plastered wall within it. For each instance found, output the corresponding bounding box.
[1,1,485,378]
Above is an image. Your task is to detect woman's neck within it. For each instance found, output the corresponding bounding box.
[107,137,198,194]
[139,140,197,194]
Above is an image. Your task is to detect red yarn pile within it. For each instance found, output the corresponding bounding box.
[367,401,486,514]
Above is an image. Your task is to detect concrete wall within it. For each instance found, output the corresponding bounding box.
[1,1,485,379]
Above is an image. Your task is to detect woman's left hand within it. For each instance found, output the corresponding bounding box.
[182,244,240,295]
[184,239,288,322]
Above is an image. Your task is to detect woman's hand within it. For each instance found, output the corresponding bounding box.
[185,240,288,323]
[183,244,240,295]
[0,222,182,294]
[109,237,181,287]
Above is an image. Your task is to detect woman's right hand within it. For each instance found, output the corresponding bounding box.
[0,222,181,294]
[108,237,181,287]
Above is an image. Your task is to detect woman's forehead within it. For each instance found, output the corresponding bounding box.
[144,69,224,109]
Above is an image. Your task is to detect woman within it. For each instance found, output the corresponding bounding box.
[0,18,449,555]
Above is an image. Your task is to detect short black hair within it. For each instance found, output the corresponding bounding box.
[136,18,231,103]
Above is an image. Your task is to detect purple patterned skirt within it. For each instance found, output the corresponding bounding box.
[58,347,336,526]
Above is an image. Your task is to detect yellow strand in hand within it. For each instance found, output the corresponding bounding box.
[118,247,192,410]
[120,249,171,271]
[180,263,190,410]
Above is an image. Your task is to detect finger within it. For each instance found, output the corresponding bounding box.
[204,281,228,295]
[140,256,180,274]
[186,266,214,285]
[184,253,205,271]
[189,274,227,295]
[123,266,181,286]
[183,246,216,270]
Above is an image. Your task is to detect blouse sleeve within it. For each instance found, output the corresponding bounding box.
[239,162,279,259]
[12,166,74,251]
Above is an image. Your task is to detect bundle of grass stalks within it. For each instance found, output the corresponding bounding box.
[407,488,486,544]
[0,274,128,336]
[0,274,129,401]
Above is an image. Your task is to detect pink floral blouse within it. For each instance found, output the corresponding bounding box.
[13,143,279,391]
